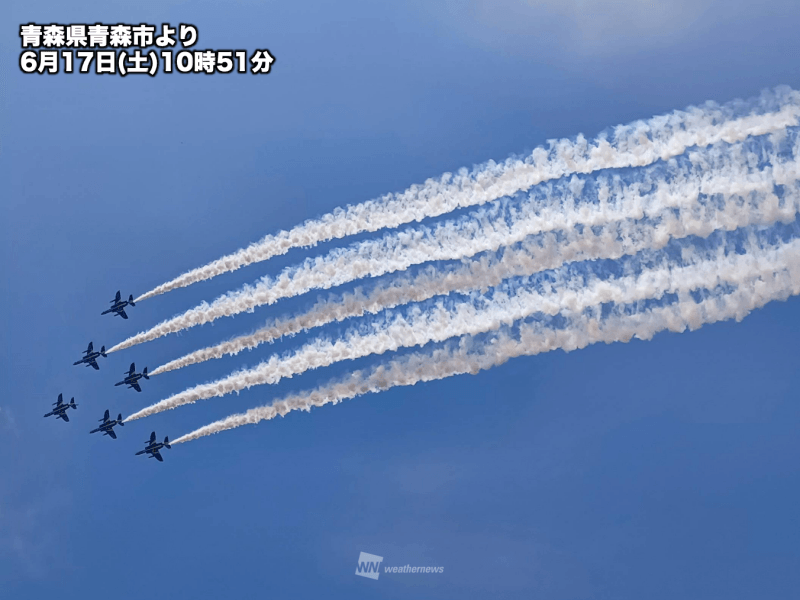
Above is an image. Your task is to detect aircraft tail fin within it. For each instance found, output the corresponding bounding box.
[128,295,135,306]
[100,346,107,357]
[118,414,124,425]
[164,436,171,449]
[143,367,149,379]
[70,398,77,408]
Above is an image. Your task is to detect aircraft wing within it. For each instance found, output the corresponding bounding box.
[60,413,70,422]
[152,449,163,462]
[107,429,117,439]
[131,382,142,392]
[119,309,128,319]
[89,359,99,370]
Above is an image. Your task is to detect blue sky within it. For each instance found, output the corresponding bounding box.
[3,1,800,598]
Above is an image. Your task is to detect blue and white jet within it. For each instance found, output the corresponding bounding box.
[135,432,171,462]
[73,341,107,370]
[89,410,125,439]
[102,290,136,319]
[44,393,77,422]
[115,363,149,392]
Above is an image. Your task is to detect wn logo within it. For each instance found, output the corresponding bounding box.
[355,552,383,580]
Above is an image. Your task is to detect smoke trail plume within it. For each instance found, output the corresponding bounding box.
[127,220,800,422]
[171,257,800,444]
[112,131,800,354]
[152,170,800,376]
[136,87,800,302]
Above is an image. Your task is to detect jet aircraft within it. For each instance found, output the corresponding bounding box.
[89,409,125,439]
[73,342,107,370]
[135,431,171,462]
[102,290,136,319]
[115,363,149,392]
[44,393,77,422]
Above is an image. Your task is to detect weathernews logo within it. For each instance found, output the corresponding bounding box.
[355,552,383,580]
[355,551,443,581]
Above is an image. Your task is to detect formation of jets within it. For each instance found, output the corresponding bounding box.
[48,290,170,463]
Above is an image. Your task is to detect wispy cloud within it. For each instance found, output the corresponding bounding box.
[0,406,18,436]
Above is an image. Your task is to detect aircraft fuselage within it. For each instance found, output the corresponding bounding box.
[136,442,165,457]
[75,351,103,365]
[103,301,129,315]
[45,403,75,420]
[93,421,117,433]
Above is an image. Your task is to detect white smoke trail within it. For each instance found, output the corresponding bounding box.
[170,255,800,444]
[111,132,800,354]
[151,167,800,376]
[148,236,613,375]
[127,223,800,422]
[137,86,800,302]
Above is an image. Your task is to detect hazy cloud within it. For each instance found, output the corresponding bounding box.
[0,406,18,436]
[0,492,71,579]
[425,0,720,55]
